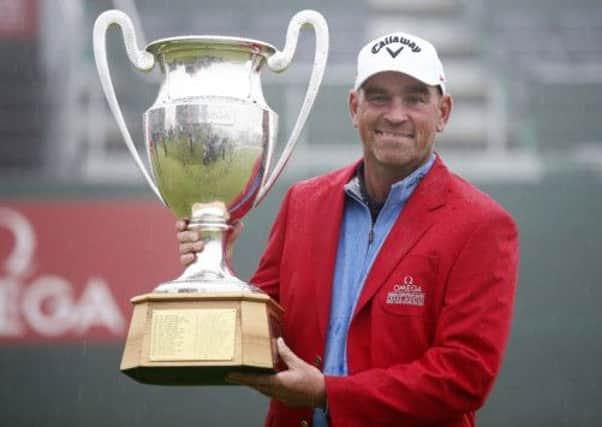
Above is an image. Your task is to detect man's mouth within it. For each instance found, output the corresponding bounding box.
[375,129,413,138]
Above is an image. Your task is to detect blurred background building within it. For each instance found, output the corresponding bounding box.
[1,0,601,425]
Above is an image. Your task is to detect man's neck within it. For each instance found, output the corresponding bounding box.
[362,155,434,204]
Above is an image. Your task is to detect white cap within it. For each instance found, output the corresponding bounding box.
[354,32,446,94]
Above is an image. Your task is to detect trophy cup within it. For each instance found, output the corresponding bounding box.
[93,9,328,385]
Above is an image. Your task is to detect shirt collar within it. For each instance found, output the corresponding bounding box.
[344,153,437,208]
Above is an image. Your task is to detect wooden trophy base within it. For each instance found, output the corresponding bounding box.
[120,292,283,385]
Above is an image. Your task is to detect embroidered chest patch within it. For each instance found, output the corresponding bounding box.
[386,275,425,307]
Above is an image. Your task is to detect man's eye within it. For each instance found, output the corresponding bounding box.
[405,95,425,105]
[369,95,389,103]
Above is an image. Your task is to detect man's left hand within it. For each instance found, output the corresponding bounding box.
[226,338,326,409]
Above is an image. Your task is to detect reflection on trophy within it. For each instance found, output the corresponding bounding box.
[93,9,328,385]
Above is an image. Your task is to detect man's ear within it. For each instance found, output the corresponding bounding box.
[349,90,359,128]
[436,94,453,133]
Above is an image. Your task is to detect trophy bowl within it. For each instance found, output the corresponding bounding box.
[145,36,276,221]
[93,9,328,384]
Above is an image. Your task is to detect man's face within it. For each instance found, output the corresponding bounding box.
[349,71,452,176]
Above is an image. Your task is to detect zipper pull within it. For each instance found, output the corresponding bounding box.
[368,228,374,244]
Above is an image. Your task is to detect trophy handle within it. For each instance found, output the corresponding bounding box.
[93,10,165,204]
[254,10,329,206]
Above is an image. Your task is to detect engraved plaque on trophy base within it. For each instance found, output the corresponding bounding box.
[120,292,283,385]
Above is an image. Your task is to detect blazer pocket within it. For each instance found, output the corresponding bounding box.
[376,254,438,317]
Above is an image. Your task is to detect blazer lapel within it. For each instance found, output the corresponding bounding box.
[310,163,359,342]
[353,157,450,317]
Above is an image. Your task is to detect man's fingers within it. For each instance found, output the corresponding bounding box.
[175,219,189,231]
[253,385,276,399]
[176,230,200,244]
[178,241,204,255]
[226,372,274,388]
[277,338,303,369]
[180,253,196,266]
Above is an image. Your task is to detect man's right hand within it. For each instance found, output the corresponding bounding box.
[176,219,244,267]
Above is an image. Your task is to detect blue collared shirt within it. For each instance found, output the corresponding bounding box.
[313,154,436,426]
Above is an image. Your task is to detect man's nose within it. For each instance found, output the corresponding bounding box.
[384,97,408,124]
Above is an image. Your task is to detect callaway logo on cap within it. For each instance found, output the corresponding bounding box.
[354,32,447,94]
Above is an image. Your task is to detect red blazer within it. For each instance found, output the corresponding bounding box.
[251,156,519,427]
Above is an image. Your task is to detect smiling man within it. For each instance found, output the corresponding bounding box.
[178,32,519,427]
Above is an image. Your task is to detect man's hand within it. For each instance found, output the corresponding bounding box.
[176,219,244,266]
[226,338,326,409]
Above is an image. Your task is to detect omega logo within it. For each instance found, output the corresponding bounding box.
[0,207,124,338]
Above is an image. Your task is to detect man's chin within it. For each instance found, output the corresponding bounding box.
[372,154,414,169]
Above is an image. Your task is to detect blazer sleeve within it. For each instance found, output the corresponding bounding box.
[325,211,520,426]
[249,187,293,303]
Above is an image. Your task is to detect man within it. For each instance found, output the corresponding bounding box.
[177,32,519,427]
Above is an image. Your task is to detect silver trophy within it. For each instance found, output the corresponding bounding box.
[93,9,328,385]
